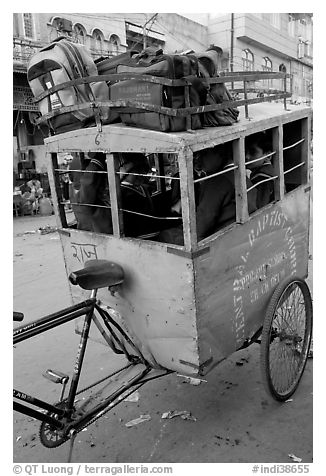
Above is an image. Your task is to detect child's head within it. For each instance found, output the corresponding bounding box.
[245,133,273,170]
[120,153,150,184]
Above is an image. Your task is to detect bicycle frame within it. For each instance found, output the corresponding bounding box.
[13,292,163,436]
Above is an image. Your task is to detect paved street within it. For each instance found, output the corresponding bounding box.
[13,213,313,464]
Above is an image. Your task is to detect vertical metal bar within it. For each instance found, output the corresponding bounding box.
[230,13,234,91]
[301,116,310,185]
[80,152,87,169]
[243,81,249,119]
[233,137,249,223]
[106,153,124,237]
[283,74,287,110]
[157,153,166,194]
[66,294,96,410]
[178,148,197,251]
[184,83,192,131]
[272,125,285,201]
[47,151,67,228]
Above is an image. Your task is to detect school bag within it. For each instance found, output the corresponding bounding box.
[105,47,206,132]
[193,49,239,127]
[27,37,114,134]
[95,49,139,75]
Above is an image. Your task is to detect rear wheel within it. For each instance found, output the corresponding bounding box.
[260,277,312,401]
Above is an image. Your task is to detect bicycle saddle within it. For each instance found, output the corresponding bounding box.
[69,259,124,290]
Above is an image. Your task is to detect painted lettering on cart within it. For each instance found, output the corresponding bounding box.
[71,242,98,264]
[233,294,245,344]
[247,210,288,248]
[232,209,297,347]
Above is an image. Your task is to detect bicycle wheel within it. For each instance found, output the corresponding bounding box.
[260,276,312,401]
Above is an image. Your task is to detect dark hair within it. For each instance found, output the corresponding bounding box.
[121,153,150,173]
[246,132,272,155]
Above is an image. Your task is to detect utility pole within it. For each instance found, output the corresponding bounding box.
[230,13,234,73]
[230,13,234,91]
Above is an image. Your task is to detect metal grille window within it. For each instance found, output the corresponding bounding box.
[23,13,34,39]
[242,49,254,71]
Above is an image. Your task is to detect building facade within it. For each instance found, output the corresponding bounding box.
[13,12,208,182]
[13,12,313,185]
[206,13,313,101]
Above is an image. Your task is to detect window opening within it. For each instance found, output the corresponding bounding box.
[283,120,308,193]
[242,49,254,71]
[58,152,182,242]
[270,13,281,29]
[261,57,273,90]
[110,35,120,55]
[245,131,277,210]
[74,24,86,44]
[92,29,104,53]
[23,13,34,39]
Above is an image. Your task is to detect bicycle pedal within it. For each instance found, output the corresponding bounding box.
[43,369,69,385]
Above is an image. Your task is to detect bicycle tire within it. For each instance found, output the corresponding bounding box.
[260,276,312,401]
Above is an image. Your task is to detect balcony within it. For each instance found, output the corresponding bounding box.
[13,85,39,112]
[13,37,44,72]
[235,14,298,60]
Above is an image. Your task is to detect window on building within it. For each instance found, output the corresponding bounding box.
[270,13,281,29]
[288,14,296,36]
[74,24,86,44]
[23,13,34,39]
[262,57,272,72]
[261,57,272,89]
[92,29,105,53]
[298,40,305,58]
[279,64,287,73]
[110,34,120,55]
[305,41,311,57]
[242,49,254,71]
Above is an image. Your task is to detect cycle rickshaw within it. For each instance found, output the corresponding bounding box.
[14,67,312,457]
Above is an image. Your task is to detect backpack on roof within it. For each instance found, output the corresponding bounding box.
[193,48,240,127]
[27,37,116,134]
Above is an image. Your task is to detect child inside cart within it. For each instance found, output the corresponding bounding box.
[77,152,160,239]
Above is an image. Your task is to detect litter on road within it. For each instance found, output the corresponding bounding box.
[125,414,151,427]
[161,410,197,421]
[288,453,302,462]
[182,377,202,386]
[124,390,140,402]
[38,225,57,235]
